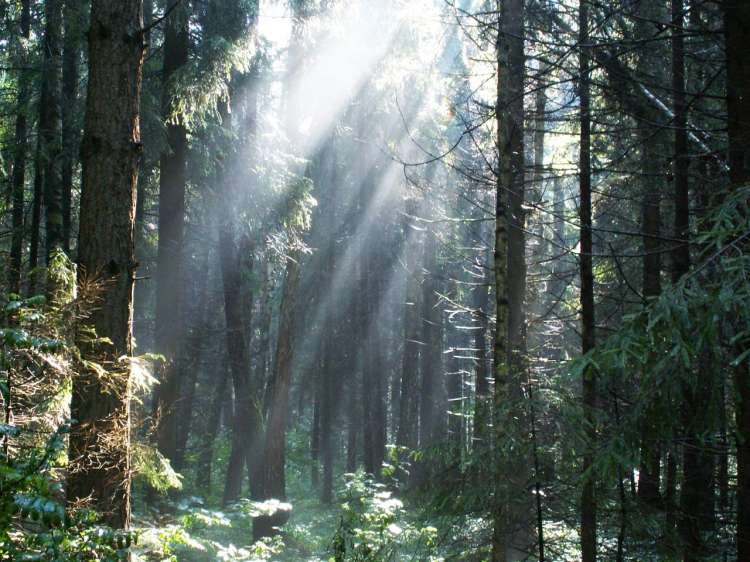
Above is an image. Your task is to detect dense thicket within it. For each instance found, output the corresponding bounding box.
[0,0,748,560]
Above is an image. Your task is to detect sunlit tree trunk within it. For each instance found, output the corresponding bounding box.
[67,0,144,528]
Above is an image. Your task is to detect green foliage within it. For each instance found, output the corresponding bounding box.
[330,471,440,561]
[0,284,137,560]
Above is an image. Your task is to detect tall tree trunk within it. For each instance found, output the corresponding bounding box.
[218,217,256,505]
[491,0,524,559]
[8,0,31,294]
[634,0,664,507]
[671,2,711,559]
[67,0,144,528]
[578,2,597,560]
[154,0,189,467]
[172,247,212,472]
[61,0,83,252]
[725,2,750,559]
[255,256,300,538]
[40,0,64,259]
[419,229,441,451]
[397,200,422,451]
[28,140,43,295]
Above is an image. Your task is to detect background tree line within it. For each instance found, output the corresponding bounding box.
[0,0,748,560]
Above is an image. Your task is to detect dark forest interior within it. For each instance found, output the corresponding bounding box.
[1,0,750,560]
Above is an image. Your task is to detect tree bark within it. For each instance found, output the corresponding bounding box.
[255,256,300,538]
[67,0,144,529]
[61,0,83,252]
[40,0,64,259]
[8,0,31,294]
[491,0,524,559]
[397,199,422,451]
[578,2,597,560]
[154,0,189,468]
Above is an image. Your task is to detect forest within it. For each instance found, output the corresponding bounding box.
[0,0,749,560]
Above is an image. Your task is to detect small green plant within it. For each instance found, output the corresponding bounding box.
[330,471,440,561]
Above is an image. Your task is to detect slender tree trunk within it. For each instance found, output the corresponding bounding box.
[671,2,711,559]
[173,247,212,472]
[634,0,664,507]
[419,229,441,450]
[154,0,189,467]
[320,321,335,504]
[196,362,230,491]
[67,0,144,528]
[61,0,83,252]
[397,200,422,451]
[40,0,64,259]
[578,2,597,560]
[8,0,31,294]
[311,375,321,486]
[28,140,43,295]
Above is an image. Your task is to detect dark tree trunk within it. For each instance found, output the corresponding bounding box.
[320,323,335,504]
[578,2,597,560]
[671,2,711,559]
[419,229,441,451]
[218,219,256,505]
[8,0,31,294]
[28,140,43,295]
[154,0,189,467]
[172,247,212,472]
[61,0,83,252]
[255,256,300,538]
[196,362,230,491]
[311,374,321,486]
[725,2,750,559]
[397,201,422,451]
[634,0,663,508]
[491,0,523,558]
[472,259,490,445]
[67,0,144,529]
[40,0,64,259]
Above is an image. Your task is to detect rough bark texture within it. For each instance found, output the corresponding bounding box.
[8,0,31,294]
[491,0,524,559]
[154,0,189,467]
[61,0,83,251]
[67,0,144,529]
[40,0,64,259]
